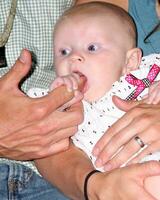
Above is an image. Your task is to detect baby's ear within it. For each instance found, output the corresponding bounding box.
[122,48,142,75]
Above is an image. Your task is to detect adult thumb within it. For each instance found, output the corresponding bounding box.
[136,161,160,179]
[112,95,141,112]
[2,49,32,89]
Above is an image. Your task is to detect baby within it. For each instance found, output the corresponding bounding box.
[28,2,160,199]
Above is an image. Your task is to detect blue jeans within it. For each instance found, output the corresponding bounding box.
[0,163,69,200]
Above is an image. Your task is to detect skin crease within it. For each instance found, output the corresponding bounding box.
[35,2,160,200]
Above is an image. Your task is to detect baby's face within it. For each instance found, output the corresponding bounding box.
[54,15,129,102]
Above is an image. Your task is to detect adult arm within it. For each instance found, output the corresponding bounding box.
[0,49,84,160]
[75,0,128,11]
[35,142,160,200]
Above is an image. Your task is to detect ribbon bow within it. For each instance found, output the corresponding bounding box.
[125,64,160,100]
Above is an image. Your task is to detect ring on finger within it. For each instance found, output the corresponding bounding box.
[134,135,145,148]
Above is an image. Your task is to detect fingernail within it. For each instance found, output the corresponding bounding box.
[104,163,112,171]
[74,90,83,98]
[73,85,78,90]
[19,49,26,63]
[66,87,73,92]
[92,147,100,156]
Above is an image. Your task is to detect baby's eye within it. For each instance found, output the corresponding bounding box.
[88,44,99,52]
[60,48,71,56]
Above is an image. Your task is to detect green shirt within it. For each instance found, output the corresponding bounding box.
[0,0,75,92]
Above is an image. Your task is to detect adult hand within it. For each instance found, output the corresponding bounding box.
[93,96,160,170]
[0,49,84,160]
[89,161,160,200]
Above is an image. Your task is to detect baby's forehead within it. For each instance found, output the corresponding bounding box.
[55,13,126,40]
[56,11,120,31]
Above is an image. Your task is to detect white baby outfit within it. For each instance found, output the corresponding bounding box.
[28,54,160,172]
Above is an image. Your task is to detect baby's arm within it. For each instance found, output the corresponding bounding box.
[50,73,83,110]
[143,81,160,104]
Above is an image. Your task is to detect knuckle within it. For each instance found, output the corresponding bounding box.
[102,147,111,158]
[150,124,160,136]
[149,161,160,171]
[111,156,124,168]
[76,112,84,124]
[131,113,150,126]
[66,130,76,137]
[31,147,46,159]
[127,148,136,157]
[129,107,140,116]
[34,149,47,158]
[145,160,160,171]
[70,127,78,135]
[130,107,145,117]
[38,138,48,147]
[34,123,47,134]
[61,140,70,151]
[31,104,47,120]
[112,134,121,144]
[27,146,42,158]
[50,120,59,131]
[34,119,59,135]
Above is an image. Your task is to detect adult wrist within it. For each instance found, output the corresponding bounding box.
[84,170,101,200]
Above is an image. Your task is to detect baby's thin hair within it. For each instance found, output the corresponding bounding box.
[55,1,137,46]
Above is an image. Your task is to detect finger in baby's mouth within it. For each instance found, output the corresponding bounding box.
[73,71,88,93]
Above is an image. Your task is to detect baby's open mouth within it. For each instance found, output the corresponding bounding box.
[74,71,88,93]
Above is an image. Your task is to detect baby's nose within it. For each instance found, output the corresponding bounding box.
[70,54,84,63]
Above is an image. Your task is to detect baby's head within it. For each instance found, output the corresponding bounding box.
[53,2,142,102]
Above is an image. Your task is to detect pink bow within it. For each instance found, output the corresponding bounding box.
[125,64,160,100]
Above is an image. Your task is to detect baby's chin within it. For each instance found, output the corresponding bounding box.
[84,89,108,103]
[84,92,99,102]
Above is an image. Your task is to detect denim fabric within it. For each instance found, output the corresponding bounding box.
[0,163,69,200]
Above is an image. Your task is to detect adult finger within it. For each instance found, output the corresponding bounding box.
[134,161,160,180]
[93,101,142,156]
[103,128,156,170]
[1,124,77,160]
[95,106,160,168]
[34,76,86,113]
[94,118,154,168]
[128,140,160,165]
[44,138,70,155]
[103,140,141,171]
[1,49,32,90]
[112,95,142,111]
[31,101,83,136]
[23,126,77,159]
[93,105,147,158]
[125,162,160,200]
[96,118,151,166]
[93,102,157,158]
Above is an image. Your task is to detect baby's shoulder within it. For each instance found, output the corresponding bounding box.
[140,53,160,69]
